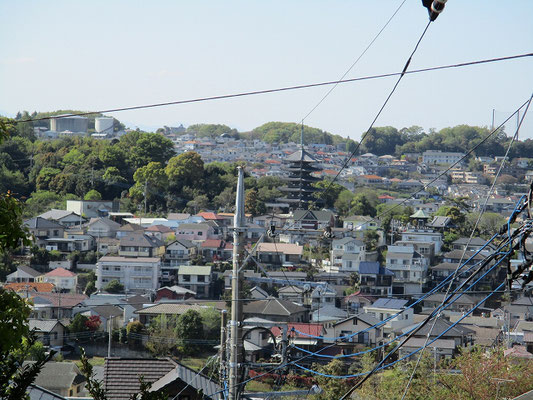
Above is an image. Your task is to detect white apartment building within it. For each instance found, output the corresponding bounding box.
[177,265,212,298]
[422,150,465,165]
[386,245,429,295]
[96,256,161,292]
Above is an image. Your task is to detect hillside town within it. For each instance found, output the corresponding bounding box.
[2,119,533,399]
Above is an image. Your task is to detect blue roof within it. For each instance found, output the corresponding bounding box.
[358,262,394,276]
[371,298,408,309]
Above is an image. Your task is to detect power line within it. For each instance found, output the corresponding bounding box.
[11,53,532,125]
[399,92,533,400]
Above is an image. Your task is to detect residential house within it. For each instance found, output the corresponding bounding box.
[255,242,303,266]
[400,228,443,254]
[323,313,383,347]
[422,293,477,313]
[155,286,196,301]
[135,303,207,326]
[201,239,233,261]
[386,245,429,295]
[38,268,77,291]
[38,209,86,227]
[310,284,337,310]
[271,323,325,365]
[243,298,309,323]
[24,217,65,249]
[96,256,161,293]
[26,361,86,398]
[311,305,349,322]
[97,237,120,255]
[223,269,261,291]
[175,223,213,241]
[77,293,149,324]
[343,292,375,313]
[399,337,456,361]
[29,319,66,347]
[66,199,119,218]
[330,237,366,273]
[144,224,175,242]
[27,384,68,400]
[6,265,41,283]
[343,215,379,231]
[401,319,475,350]
[288,210,335,230]
[364,298,414,334]
[119,233,165,258]
[83,304,124,331]
[164,239,196,267]
[116,223,144,238]
[177,265,213,298]
[104,358,222,400]
[358,261,394,297]
[278,285,305,304]
[27,293,87,319]
[87,217,121,238]
[355,174,385,186]
[394,240,435,262]
[452,237,494,254]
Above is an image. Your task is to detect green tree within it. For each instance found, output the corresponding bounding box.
[350,193,376,217]
[165,152,204,191]
[313,180,344,209]
[84,189,102,201]
[245,189,265,216]
[198,307,221,341]
[334,190,354,216]
[311,359,351,400]
[363,230,380,251]
[69,314,89,333]
[175,310,204,353]
[104,279,124,294]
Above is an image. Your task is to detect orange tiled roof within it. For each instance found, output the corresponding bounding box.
[5,282,55,293]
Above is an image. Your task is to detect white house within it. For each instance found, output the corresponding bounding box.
[66,200,118,218]
[96,256,161,293]
[177,265,213,298]
[363,298,414,334]
[386,245,429,295]
[400,228,443,254]
[329,237,366,273]
[38,268,77,291]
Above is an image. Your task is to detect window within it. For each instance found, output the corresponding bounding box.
[182,275,191,282]
[114,267,121,271]
[197,275,205,282]
[103,266,109,271]
[198,232,203,236]
[135,266,142,272]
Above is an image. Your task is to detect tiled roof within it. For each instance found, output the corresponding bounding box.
[243,298,307,316]
[14,265,42,278]
[38,209,77,221]
[91,304,124,319]
[104,358,177,400]
[201,239,223,248]
[44,267,76,277]
[196,212,220,220]
[178,265,212,275]
[271,323,323,338]
[28,319,64,333]
[28,384,67,400]
[149,363,223,399]
[256,242,303,255]
[24,361,85,391]
[24,217,64,229]
[31,293,88,308]
[145,224,174,233]
[119,232,164,247]
[5,282,55,293]
[117,223,144,232]
[135,303,206,315]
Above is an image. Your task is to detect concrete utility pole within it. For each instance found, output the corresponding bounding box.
[108,315,113,358]
[229,167,245,400]
[219,310,227,380]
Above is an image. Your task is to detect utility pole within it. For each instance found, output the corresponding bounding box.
[108,315,113,358]
[144,179,148,216]
[219,310,227,381]
[229,167,245,400]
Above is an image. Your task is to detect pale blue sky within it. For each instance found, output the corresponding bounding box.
[1,1,532,140]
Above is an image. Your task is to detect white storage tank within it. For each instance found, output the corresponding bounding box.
[95,117,114,133]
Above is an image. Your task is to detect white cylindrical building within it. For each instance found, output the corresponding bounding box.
[95,117,114,133]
